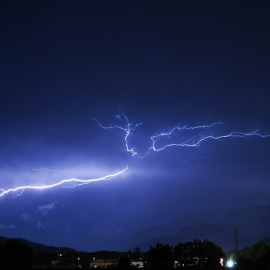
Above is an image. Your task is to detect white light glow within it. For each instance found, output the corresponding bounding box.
[226,259,234,268]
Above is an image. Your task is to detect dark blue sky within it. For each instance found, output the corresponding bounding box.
[1,0,270,251]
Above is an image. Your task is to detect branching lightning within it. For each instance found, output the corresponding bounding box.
[97,113,270,157]
[95,113,142,156]
[1,111,268,199]
[0,167,128,198]
[31,166,84,174]
[150,129,268,152]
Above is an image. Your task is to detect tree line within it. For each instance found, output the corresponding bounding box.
[101,239,225,269]
[142,239,224,270]
[236,241,270,270]
[1,238,270,269]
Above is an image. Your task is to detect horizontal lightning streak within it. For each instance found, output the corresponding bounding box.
[0,167,128,198]
[31,166,84,174]
[2,112,267,198]
[150,130,267,152]
[97,113,270,157]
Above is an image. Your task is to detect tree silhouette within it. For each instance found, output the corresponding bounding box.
[237,242,270,270]
[144,243,174,270]
[174,239,224,268]
[118,255,131,269]
[132,246,141,261]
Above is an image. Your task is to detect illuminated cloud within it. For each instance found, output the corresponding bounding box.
[0,223,15,229]
[37,221,47,229]
[21,213,31,222]
[38,202,57,215]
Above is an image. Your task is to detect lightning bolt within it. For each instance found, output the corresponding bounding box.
[30,166,84,174]
[97,113,269,157]
[150,128,268,152]
[1,111,268,198]
[95,113,142,156]
[0,167,128,198]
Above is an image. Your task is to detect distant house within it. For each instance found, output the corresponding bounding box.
[90,258,118,268]
[32,265,77,269]
[131,260,144,268]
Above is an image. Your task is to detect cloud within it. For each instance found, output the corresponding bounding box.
[0,223,15,229]
[37,221,47,229]
[38,201,57,215]
[21,213,31,222]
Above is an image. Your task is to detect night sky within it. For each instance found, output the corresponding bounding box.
[1,1,270,251]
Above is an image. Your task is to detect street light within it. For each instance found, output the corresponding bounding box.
[226,259,235,268]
